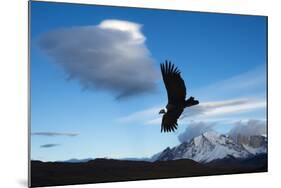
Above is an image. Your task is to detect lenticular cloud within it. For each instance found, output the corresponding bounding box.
[38,19,158,99]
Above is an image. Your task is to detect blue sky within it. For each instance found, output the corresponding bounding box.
[30,1,267,161]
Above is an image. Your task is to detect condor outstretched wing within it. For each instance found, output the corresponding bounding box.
[160,61,186,105]
[161,108,183,132]
[160,61,187,132]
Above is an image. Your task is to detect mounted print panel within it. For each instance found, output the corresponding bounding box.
[29,1,268,187]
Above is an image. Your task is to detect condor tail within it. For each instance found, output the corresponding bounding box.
[185,97,199,107]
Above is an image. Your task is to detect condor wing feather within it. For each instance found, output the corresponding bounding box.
[160,61,186,105]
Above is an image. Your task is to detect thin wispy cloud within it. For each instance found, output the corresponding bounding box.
[118,64,266,126]
[118,98,265,126]
[32,132,79,137]
[40,144,60,148]
[181,98,266,119]
[193,65,266,100]
[117,106,162,124]
[38,19,158,99]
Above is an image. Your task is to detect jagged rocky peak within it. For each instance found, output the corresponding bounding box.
[249,135,267,148]
[231,134,267,148]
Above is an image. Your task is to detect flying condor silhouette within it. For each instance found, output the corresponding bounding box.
[159,61,199,132]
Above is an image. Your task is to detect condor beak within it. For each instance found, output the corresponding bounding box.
[159,109,165,114]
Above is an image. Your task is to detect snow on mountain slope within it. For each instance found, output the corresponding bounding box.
[242,144,266,155]
[152,131,266,163]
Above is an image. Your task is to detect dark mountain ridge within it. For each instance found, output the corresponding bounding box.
[31,154,267,187]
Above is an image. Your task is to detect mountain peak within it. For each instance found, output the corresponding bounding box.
[153,132,266,163]
[202,131,220,139]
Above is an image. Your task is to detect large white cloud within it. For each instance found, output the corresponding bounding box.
[38,19,158,99]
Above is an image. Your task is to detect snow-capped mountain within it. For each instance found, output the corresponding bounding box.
[58,132,267,164]
[151,131,267,163]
